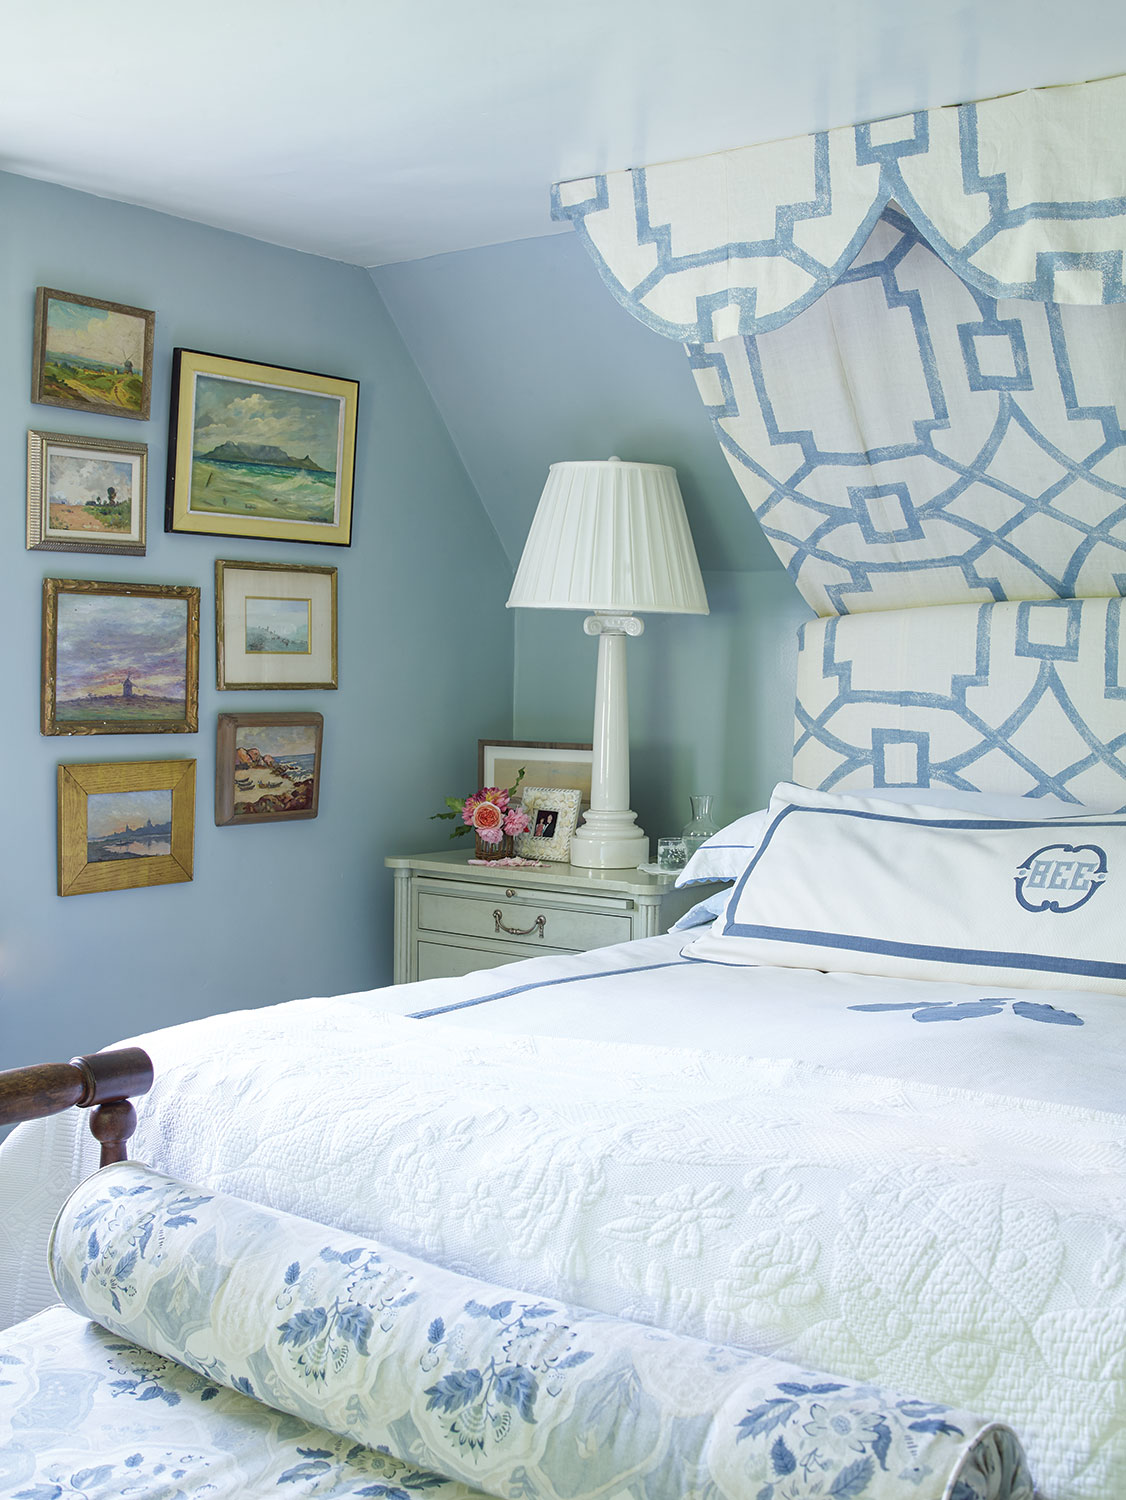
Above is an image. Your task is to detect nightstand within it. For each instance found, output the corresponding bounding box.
[385,849,703,983]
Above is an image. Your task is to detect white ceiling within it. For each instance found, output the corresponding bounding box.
[3,1,1125,268]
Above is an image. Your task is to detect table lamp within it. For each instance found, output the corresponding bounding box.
[506,458,709,868]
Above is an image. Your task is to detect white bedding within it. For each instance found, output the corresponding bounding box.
[2,931,1124,1499]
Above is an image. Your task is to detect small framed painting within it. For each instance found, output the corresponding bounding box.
[42,578,200,736]
[166,348,359,546]
[215,712,323,824]
[215,559,337,689]
[515,786,582,862]
[32,287,155,421]
[27,429,147,555]
[57,758,195,896]
[478,740,593,808]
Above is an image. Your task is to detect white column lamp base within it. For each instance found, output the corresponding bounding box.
[568,613,648,870]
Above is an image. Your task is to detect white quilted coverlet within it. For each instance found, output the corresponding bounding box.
[2,995,1124,1500]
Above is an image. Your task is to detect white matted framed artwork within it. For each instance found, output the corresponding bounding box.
[215,559,337,690]
[515,786,582,862]
[478,740,592,807]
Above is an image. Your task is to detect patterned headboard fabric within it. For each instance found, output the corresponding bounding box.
[793,596,1126,807]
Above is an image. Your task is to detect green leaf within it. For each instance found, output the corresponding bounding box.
[431,811,456,821]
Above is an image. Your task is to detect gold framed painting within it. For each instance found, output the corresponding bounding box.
[57,758,195,896]
[215,559,337,689]
[166,348,359,546]
[32,287,155,421]
[215,711,323,825]
[27,429,147,556]
[42,578,200,736]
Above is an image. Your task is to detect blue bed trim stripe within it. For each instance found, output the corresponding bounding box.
[408,959,689,1019]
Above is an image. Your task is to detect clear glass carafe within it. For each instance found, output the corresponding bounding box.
[682,794,719,857]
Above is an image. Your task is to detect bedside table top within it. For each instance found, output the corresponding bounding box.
[385,848,684,897]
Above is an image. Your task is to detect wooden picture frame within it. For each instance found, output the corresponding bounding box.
[42,578,200,736]
[478,739,593,807]
[166,348,359,546]
[57,758,195,896]
[215,559,338,690]
[215,711,323,825]
[515,785,582,862]
[32,287,155,421]
[27,429,147,555]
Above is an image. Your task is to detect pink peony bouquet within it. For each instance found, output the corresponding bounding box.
[433,770,530,846]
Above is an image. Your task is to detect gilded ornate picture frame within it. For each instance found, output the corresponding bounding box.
[42,578,200,736]
[27,429,147,556]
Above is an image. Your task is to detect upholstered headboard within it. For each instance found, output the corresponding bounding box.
[793,597,1126,806]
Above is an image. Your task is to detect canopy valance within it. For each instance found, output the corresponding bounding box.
[552,74,1126,343]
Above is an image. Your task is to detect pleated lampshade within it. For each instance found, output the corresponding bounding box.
[507,459,709,614]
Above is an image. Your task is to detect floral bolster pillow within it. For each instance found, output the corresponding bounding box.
[684,784,1126,995]
[49,1161,1033,1500]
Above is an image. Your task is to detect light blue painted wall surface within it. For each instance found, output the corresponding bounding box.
[0,171,513,1067]
[373,235,813,841]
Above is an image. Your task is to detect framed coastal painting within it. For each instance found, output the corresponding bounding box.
[32,287,155,421]
[27,429,147,555]
[57,758,195,896]
[515,785,582,862]
[166,349,358,546]
[215,711,323,825]
[215,559,337,689]
[42,578,200,736]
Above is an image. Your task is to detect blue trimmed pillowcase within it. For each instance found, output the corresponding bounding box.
[683,783,1126,996]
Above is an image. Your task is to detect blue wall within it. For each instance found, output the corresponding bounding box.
[373,234,812,842]
[1,172,513,1067]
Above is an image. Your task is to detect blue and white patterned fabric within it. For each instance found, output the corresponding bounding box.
[37,1160,1032,1500]
[685,782,1126,995]
[552,74,1126,342]
[553,76,1126,617]
[793,597,1126,805]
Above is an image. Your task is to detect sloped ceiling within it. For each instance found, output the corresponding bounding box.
[1,0,1124,266]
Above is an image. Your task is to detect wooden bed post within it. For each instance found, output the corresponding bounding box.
[0,1047,154,1168]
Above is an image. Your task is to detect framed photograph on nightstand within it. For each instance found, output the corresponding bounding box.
[479,740,592,808]
[516,786,582,862]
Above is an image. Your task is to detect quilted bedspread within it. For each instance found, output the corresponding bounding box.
[2,967,1124,1498]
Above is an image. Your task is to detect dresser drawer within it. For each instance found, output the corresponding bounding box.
[416,889,633,952]
[415,940,535,981]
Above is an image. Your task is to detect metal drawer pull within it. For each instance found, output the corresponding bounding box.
[493,908,546,939]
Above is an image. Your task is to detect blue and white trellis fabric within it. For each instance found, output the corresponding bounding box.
[551,74,1126,343]
[552,76,1126,618]
[793,597,1126,806]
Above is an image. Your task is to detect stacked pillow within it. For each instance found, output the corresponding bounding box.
[676,783,1126,995]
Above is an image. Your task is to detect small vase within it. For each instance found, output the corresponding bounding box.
[682,794,719,858]
[474,834,513,861]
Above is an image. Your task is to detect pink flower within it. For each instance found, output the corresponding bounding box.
[476,823,504,845]
[503,808,530,836]
[472,800,503,832]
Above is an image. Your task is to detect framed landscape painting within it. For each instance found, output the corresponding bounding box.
[215,711,323,824]
[27,429,147,555]
[32,287,154,421]
[166,349,358,546]
[57,758,195,896]
[42,578,200,736]
[215,559,337,689]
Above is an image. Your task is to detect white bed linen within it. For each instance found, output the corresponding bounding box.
[2,933,1124,1499]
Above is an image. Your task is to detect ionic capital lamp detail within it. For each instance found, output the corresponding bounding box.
[506,458,709,869]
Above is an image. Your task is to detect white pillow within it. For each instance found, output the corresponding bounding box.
[684,783,1126,996]
[674,784,1099,889]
